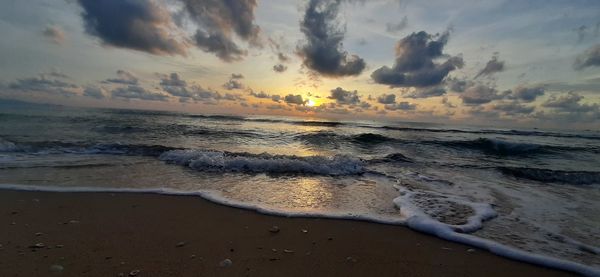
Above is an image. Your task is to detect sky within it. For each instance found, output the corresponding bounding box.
[0,0,599,129]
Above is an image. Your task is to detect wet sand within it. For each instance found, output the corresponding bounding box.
[0,190,573,276]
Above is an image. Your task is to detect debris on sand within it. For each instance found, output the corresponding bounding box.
[49,264,64,273]
[219,258,233,267]
[269,226,280,233]
[30,243,45,248]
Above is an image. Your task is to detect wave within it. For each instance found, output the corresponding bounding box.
[0,139,179,157]
[371,126,600,141]
[159,149,365,176]
[499,167,600,185]
[296,132,399,146]
[441,138,548,155]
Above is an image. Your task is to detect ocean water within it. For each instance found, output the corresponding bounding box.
[1,102,600,275]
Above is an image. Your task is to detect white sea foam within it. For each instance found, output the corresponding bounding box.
[159,149,366,176]
[0,138,18,152]
[0,183,598,276]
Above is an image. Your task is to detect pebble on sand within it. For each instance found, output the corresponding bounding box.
[49,264,64,273]
[269,226,280,233]
[219,258,233,267]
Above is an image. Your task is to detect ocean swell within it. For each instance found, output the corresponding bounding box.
[499,167,600,185]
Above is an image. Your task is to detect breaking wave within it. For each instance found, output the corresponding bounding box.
[159,149,366,176]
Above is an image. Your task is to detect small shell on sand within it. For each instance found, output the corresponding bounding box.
[283,249,294,253]
[129,269,140,276]
[30,243,45,248]
[49,264,63,273]
[301,229,308,233]
[176,241,186,247]
[467,248,476,253]
[269,226,280,233]
[219,258,233,267]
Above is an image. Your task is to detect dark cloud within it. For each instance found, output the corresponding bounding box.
[404,86,446,98]
[492,102,535,115]
[222,79,244,90]
[222,73,244,90]
[474,54,505,79]
[575,25,587,43]
[104,70,139,85]
[83,86,106,99]
[273,64,288,73]
[371,31,463,87]
[193,31,246,61]
[77,0,188,56]
[460,84,504,105]
[159,72,242,103]
[111,85,168,101]
[271,95,282,103]
[573,44,600,70]
[249,90,271,99]
[446,77,468,92]
[42,26,66,45]
[543,92,598,113]
[159,73,186,87]
[328,87,362,105]
[284,94,306,105]
[298,0,366,77]
[385,16,408,33]
[507,86,545,103]
[8,73,78,96]
[182,0,260,62]
[377,93,396,104]
[384,101,416,111]
[231,73,244,79]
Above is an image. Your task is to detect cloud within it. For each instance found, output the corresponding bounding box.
[111,85,168,101]
[371,31,463,87]
[506,86,545,103]
[77,0,188,56]
[273,64,287,73]
[284,94,306,105]
[104,70,139,85]
[491,102,535,115]
[297,0,366,77]
[222,74,244,90]
[159,72,241,103]
[377,93,396,104]
[193,31,246,61]
[573,44,600,70]
[8,73,78,96]
[385,16,408,33]
[181,0,261,62]
[543,92,598,113]
[404,86,446,98]
[446,77,468,92]
[159,72,186,87]
[83,86,106,99]
[328,87,361,105]
[42,26,66,45]
[474,53,505,79]
[459,84,504,105]
[384,101,416,111]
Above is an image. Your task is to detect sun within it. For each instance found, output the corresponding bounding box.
[306,99,316,107]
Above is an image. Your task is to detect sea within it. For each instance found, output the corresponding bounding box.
[1,100,599,275]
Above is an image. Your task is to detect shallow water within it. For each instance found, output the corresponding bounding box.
[1,103,599,274]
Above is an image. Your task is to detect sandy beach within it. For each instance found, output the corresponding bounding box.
[0,190,573,277]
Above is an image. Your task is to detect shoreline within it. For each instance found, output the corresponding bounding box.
[0,188,576,276]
